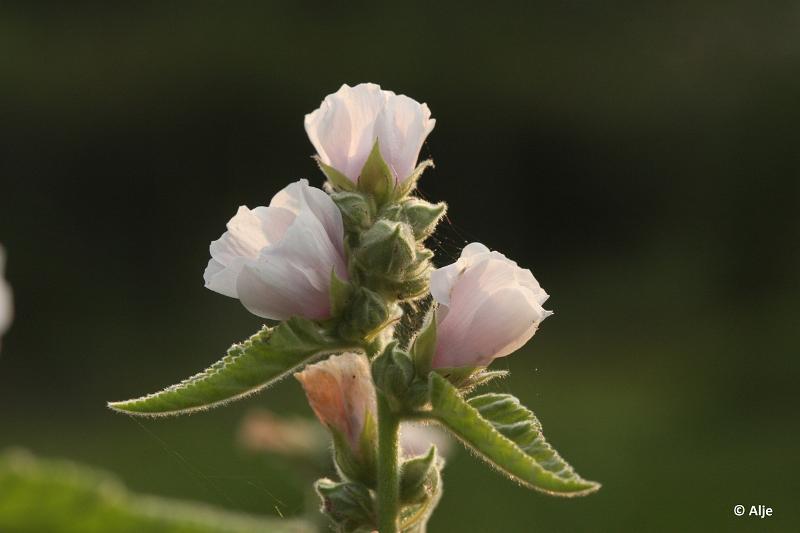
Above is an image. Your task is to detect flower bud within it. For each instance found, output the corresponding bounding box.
[399,198,447,240]
[356,220,417,278]
[203,179,347,321]
[371,342,414,411]
[305,83,436,186]
[315,478,376,531]
[331,191,372,232]
[335,286,394,342]
[399,446,440,504]
[430,243,551,369]
[295,353,377,483]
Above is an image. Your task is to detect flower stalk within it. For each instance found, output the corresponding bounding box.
[377,395,401,533]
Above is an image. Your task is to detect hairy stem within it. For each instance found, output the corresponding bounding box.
[377,394,401,533]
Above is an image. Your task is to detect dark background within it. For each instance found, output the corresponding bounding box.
[1,2,798,531]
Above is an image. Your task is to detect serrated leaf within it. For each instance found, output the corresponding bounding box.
[108,318,352,417]
[428,373,600,497]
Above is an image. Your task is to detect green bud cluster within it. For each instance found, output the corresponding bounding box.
[327,140,446,343]
[318,142,447,532]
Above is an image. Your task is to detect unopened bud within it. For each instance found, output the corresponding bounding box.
[331,191,372,231]
[400,198,446,240]
[356,220,417,277]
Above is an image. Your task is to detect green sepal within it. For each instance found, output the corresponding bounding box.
[316,157,357,192]
[357,140,394,206]
[465,369,509,389]
[432,365,509,390]
[330,269,353,319]
[108,318,351,416]
[330,412,377,487]
[371,342,414,412]
[393,159,434,200]
[432,366,481,388]
[410,307,437,378]
[315,478,376,532]
[400,446,439,504]
[428,373,600,497]
[398,455,442,532]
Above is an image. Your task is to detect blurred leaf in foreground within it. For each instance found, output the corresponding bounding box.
[0,448,314,533]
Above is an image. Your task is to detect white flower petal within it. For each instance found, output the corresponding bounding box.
[305,83,435,183]
[429,242,491,307]
[430,242,550,368]
[204,205,295,297]
[203,180,347,321]
[236,262,328,320]
[375,94,436,181]
[270,179,345,256]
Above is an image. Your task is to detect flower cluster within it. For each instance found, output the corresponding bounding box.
[111,82,598,533]
[205,83,549,371]
[203,83,553,530]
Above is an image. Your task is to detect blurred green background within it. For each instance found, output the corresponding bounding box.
[1,2,798,531]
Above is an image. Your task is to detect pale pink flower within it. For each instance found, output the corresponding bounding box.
[400,423,452,459]
[430,243,551,368]
[238,409,327,458]
[305,83,436,184]
[294,352,377,454]
[203,179,347,321]
[0,246,12,350]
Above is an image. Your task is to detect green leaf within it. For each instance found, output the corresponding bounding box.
[108,318,352,417]
[357,140,394,205]
[428,373,600,497]
[0,448,313,533]
[316,157,357,192]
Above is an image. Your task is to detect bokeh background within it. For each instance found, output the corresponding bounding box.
[1,2,798,531]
